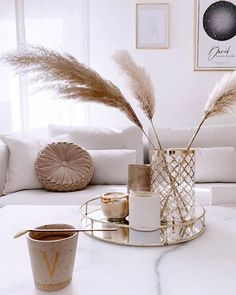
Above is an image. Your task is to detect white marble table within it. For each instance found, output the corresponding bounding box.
[0,205,236,295]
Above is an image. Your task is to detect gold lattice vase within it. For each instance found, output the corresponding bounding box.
[150,149,195,225]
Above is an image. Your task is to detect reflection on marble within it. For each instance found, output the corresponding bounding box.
[129,228,161,244]
[0,205,236,295]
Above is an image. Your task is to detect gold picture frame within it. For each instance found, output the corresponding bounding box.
[194,0,236,71]
[136,3,170,49]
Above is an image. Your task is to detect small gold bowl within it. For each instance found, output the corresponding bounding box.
[101,192,129,222]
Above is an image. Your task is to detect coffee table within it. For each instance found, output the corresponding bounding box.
[0,205,236,295]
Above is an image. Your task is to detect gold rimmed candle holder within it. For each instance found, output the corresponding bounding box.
[101,192,129,222]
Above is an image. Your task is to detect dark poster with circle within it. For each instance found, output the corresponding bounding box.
[195,0,236,70]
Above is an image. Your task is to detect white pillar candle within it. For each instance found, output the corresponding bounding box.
[129,191,160,231]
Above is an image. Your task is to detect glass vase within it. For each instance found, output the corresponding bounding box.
[150,149,195,224]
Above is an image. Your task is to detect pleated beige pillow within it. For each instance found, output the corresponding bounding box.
[35,142,94,192]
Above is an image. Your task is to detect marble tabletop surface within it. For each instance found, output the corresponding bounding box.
[0,204,236,295]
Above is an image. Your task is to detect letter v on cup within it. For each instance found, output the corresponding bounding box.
[27,224,78,291]
[129,191,160,231]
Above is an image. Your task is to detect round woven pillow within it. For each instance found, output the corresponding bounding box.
[35,142,94,192]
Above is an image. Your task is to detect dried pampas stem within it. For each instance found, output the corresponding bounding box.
[113,50,155,119]
[204,71,236,117]
[187,71,236,149]
[113,50,162,149]
[113,50,189,220]
[150,119,162,150]
[186,115,206,150]
[2,46,157,149]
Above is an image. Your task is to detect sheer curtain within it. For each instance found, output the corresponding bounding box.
[0,0,19,133]
[0,0,89,134]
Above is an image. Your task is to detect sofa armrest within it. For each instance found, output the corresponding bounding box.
[0,142,8,196]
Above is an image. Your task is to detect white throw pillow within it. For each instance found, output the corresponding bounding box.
[2,134,70,195]
[88,149,136,185]
[148,124,236,149]
[195,147,236,183]
[48,124,143,164]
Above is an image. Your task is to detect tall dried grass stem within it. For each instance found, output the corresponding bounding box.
[2,46,143,130]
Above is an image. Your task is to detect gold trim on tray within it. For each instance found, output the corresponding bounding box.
[80,196,206,247]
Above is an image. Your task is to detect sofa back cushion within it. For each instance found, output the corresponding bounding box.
[49,125,144,164]
[0,140,8,196]
[148,124,236,149]
[89,149,136,184]
[195,147,236,183]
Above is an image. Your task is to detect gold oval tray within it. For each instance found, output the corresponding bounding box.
[80,197,206,247]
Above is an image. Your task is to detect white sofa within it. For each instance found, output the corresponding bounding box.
[1,124,236,207]
[0,126,141,207]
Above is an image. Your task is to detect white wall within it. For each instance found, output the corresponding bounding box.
[87,0,235,129]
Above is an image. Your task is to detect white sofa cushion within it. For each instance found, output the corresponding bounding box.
[194,183,236,205]
[0,140,8,196]
[211,184,236,205]
[195,147,236,183]
[1,183,235,207]
[49,125,144,164]
[89,149,136,184]
[148,124,236,149]
[1,134,70,195]
[0,185,127,207]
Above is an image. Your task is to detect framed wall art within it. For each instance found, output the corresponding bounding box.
[136,3,169,49]
[195,0,236,70]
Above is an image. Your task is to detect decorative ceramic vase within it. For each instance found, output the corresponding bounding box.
[150,149,195,224]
